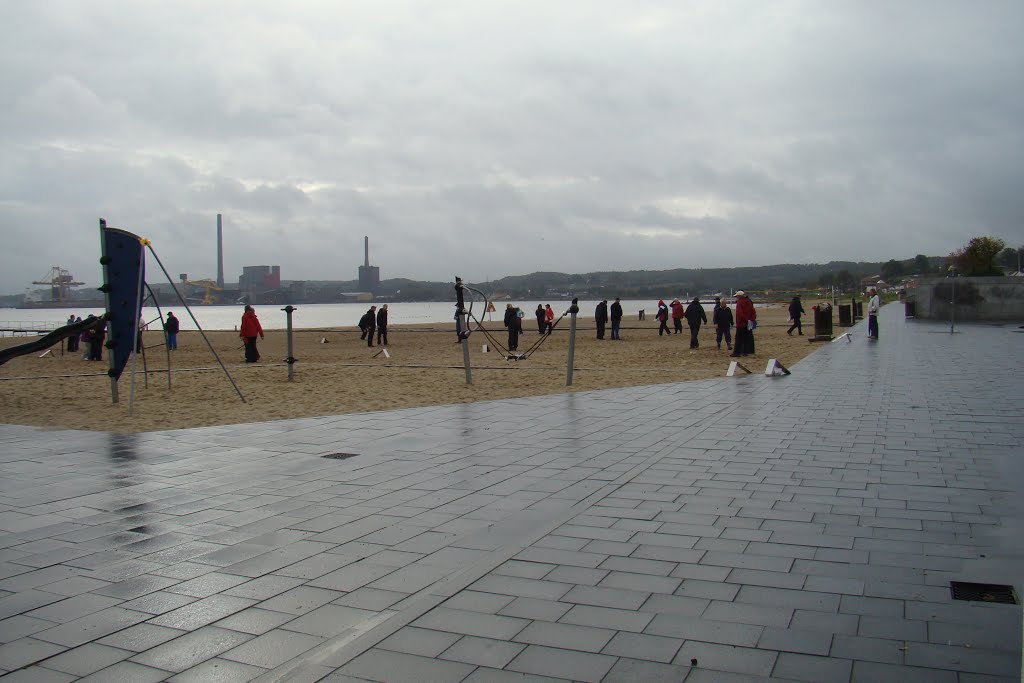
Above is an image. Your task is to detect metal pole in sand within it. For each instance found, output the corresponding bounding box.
[455,277,471,385]
[282,305,296,381]
[565,298,579,386]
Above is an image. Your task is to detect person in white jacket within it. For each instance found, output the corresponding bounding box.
[867,288,881,339]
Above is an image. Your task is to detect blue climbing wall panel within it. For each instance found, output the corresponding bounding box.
[100,224,145,380]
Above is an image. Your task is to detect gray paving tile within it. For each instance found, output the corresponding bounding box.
[506,643,617,681]
[166,657,267,682]
[337,647,476,683]
[441,635,526,668]
[413,607,530,640]
[379,626,463,657]
[602,630,682,663]
[129,625,253,672]
[219,628,324,669]
[75,660,172,682]
[38,642,133,677]
[0,636,67,670]
[513,619,615,653]
[772,651,852,682]
[149,595,257,630]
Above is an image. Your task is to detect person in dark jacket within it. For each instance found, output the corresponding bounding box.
[164,312,179,350]
[239,305,264,362]
[712,297,733,351]
[670,298,684,334]
[610,298,623,340]
[503,304,519,352]
[376,304,389,346]
[535,305,546,334]
[358,307,375,341]
[684,297,708,349]
[595,300,609,339]
[655,300,670,336]
[787,296,805,335]
[66,314,77,353]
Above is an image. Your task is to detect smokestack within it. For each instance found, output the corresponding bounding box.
[364,235,369,267]
[216,214,224,289]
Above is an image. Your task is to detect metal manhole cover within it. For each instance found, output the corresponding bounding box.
[322,452,358,460]
[950,581,1018,604]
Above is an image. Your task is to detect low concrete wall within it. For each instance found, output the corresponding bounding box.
[909,276,1024,321]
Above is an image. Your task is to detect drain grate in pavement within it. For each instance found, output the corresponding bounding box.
[950,581,1018,604]
[322,452,359,460]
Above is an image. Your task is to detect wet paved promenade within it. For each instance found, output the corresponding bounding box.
[0,304,1021,682]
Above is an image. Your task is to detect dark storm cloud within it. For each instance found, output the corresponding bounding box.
[1,1,1022,295]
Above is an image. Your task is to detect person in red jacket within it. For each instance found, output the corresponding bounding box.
[239,305,264,362]
[730,291,756,357]
[670,298,685,334]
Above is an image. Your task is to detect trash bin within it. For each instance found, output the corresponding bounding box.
[854,301,864,319]
[813,303,834,338]
[838,304,852,327]
[905,300,916,318]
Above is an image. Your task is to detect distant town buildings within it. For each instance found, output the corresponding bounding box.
[239,265,281,299]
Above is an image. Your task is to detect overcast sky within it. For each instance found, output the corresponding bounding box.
[2,1,1022,295]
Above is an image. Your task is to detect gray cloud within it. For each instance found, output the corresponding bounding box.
[2,1,1022,295]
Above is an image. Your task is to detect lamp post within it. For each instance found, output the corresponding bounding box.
[947,265,957,333]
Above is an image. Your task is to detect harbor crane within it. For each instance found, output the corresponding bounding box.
[32,267,84,303]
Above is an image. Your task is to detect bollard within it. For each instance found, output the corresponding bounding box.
[565,298,579,386]
[281,305,297,381]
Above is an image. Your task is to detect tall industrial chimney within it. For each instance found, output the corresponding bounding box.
[364,235,370,267]
[216,214,224,289]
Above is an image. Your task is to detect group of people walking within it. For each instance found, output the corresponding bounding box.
[358,305,389,347]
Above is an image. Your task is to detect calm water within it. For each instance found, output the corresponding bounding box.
[2,298,776,332]
[4,300,665,332]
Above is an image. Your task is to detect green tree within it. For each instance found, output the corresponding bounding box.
[817,271,835,287]
[880,259,904,281]
[949,236,1006,276]
[913,254,930,274]
[835,269,857,290]
[996,247,1019,271]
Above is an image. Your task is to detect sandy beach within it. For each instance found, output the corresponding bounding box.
[0,305,823,432]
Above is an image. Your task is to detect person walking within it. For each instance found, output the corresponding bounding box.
[670,298,685,334]
[787,296,805,336]
[544,304,555,333]
[655,300,671,336]
[239,305,264,362]
[66,314,77,353]
[684,297,708,349]
[358,306,376,343]
[504,304,519,352]
[90,318,106,361]
[730,291,756,357]
[164,311,179,350]
[535,305,546,334]
[376,304,389,346]
[595,299,609,339]
[867,287,880,339]
[713,297,733,351]
[610,298,623,340]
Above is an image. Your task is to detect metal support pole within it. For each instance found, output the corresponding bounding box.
[97,219,121,404]
[455,277,471,384]
[282,305,297,381]
[126,246,147,415]
[950,271,956,334]
[565,298,579,386]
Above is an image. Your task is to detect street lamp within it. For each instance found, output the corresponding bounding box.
[947,265,957,333]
